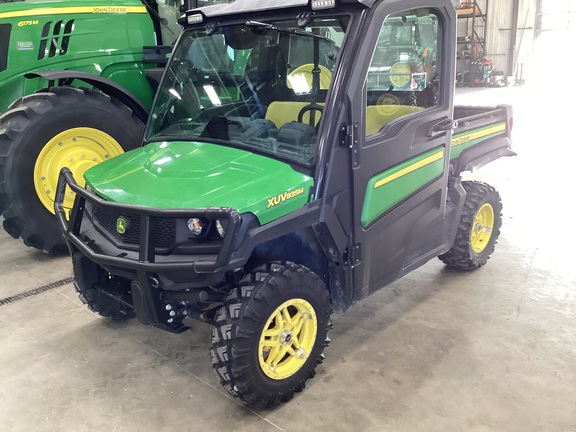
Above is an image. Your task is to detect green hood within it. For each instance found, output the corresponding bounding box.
[84,141,314,224]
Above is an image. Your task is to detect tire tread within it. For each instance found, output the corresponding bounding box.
[0,87,143,253]
[439,181,502,270]
[209,262,332,408]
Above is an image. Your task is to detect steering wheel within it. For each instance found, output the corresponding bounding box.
[297,104,324,129]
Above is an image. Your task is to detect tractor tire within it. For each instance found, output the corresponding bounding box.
[78,286,135,322]
[439,181,502,270]
[0,87,144,253]
[210,262,332,408]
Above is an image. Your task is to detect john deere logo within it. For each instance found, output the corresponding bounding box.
[116,217,127,234]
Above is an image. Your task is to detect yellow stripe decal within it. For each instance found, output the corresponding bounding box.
[451,123,506,148]
[0,6,147,19]
[374,150,445,189]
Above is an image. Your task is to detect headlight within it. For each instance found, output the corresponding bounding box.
[187,218,204,236]
[216,220,227,238]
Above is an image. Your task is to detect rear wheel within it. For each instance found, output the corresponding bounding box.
[439,181,502,270]
[0,87,144,253]
[210,262,332,407]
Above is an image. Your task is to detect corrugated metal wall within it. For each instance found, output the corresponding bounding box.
[456,0,537,83]
[486,0,513,74]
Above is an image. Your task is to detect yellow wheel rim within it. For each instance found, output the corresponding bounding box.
[287,64,333,91]
[389,62,412,88]
[471,203,495,254]
[258,298,317,380]
[34,127,124,214]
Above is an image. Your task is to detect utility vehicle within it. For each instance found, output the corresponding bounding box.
[0,0,218,252]
[56,0,515,407]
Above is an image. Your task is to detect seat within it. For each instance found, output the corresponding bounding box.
[365,105,424,136]
[265,101,325,129]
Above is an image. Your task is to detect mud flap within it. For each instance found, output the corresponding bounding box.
[453,136,516,174]
[72,251,99,294]
[131,279,158,326]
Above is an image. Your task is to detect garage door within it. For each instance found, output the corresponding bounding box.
[537,0,576,33]
[532,0,576,85]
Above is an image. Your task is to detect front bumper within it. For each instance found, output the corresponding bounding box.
[55,168,242,329]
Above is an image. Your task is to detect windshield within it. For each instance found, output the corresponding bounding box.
[146,18,345,166]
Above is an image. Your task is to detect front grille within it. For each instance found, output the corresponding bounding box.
[37,20,75,60]
[0,24,10,73]
[93,206,176,249]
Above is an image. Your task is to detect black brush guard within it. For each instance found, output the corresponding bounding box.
[55,168,242,331]
[55,167,242,273]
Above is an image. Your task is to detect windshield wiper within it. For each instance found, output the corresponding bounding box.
[245,21,330,41]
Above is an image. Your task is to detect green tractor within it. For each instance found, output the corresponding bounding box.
[0,0,222,253]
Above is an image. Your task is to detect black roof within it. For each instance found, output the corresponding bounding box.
[192,0,373,19]
[200,0,306,17]
[186,0,459,20]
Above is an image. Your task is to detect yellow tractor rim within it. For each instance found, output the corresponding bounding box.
[34,127,124,214]
[470,203,495,253]
[258,298,317,380]
[287,63,333,91]
[389,62,412,88]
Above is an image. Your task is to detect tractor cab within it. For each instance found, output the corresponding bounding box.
[147,0,443,167]
[147,11,344,167]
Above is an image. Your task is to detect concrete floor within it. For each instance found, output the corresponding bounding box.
[1,82,575,430]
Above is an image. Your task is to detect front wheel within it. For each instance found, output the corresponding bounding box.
[210,262,332,408]
[439,181,503,270]
[0,87,144,253]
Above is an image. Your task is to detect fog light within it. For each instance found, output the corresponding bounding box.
[216,220,227,238]
[187,218,204,236]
